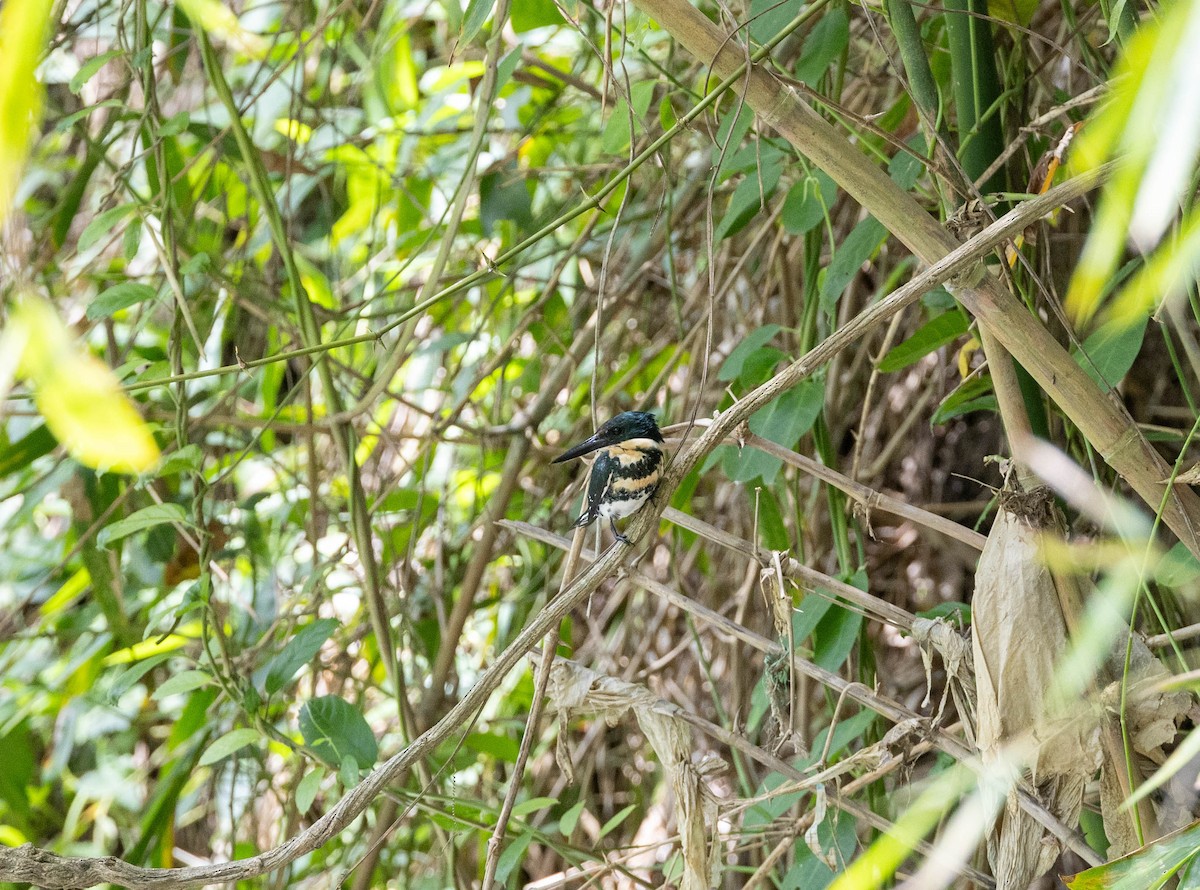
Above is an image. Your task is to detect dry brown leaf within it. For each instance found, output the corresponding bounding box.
[546,658,722,890]
[972,487,1102,889]
[1165,463,1200,485]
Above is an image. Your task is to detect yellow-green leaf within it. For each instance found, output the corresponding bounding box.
[12,297,161,473]
[0,0,53,221]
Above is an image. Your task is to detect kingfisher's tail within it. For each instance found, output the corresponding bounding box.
[571,510,595,529]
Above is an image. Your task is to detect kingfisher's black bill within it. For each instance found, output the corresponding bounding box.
[552,431,614,464]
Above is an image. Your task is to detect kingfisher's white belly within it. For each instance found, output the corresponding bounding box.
[599,494,649,521]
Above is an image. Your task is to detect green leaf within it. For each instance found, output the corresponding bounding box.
[264,618,339,695]
[199,728,260,766]
[598,804,638,840]
[156,444,204,477]
[97,503,188,548]
[1074,314,1150,389]
[511,0,563,31]
[299,696,378,770]
[460,0,495,43]
[1064,819,1200,890]
[86,282,157,320]
[726,380,825,484]
[559,800,585,836]
[792,591,834,642]
[151,669,212,699]
[715,145,785,241]
[511,796,557,817]
[820,216,887,313]
[479,163,533,236]
[781,170,837,235]
[296,768,323,813]
[932,375,996,425]
[601,81,656,155]
[495,829,534,884]
[878,311,970,372]
[108,652,173,700]
[756,489,790,551]
[794,7,848,85]
[750,0,806,44]
[464,731,520,762]
[78,204,138,252]
[719,325,782,382]
[813,601,863,671]
[69,50,124,94]
[0,423,56,477]
[888,136,926,190]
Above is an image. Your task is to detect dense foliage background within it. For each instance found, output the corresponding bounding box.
[3,0,1200,886]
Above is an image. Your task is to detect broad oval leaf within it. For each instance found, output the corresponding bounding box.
[299,696,378,770]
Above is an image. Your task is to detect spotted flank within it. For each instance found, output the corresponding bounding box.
[553,411,665,543]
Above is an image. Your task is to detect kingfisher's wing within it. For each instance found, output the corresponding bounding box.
[572,452,617,527]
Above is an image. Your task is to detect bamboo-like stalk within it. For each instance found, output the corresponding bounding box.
[630,0,1200,557]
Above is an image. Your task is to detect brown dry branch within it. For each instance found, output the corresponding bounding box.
[0,134,1113,890]
[633,0,1200,557]
[482,526,589,887]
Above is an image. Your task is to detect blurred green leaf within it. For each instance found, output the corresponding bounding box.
[512,0,563,31]
[199,729,260,766]
[820,217,887,313]
[932,374,996,424]
[86,283,158,320]
[1064,820,1200,890]
[465,731,520,762]
[495,829,534,883]
[1073,313,1150,389]
[97,503,188,549]
[0,0,53,221]
[598,804,638,839]
[460,0,495,43]
[296,769,323,813]
[559,800,585,836]
[300,696,378,770]
[511,796,557,817]
[782,170,837,235]
[152,669,212,699]
[10,297,161,474]
[264,618,339,695]
[795,7,849,85]
[719,325,782,382]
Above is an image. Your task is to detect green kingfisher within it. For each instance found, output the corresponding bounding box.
[552,411,665,543]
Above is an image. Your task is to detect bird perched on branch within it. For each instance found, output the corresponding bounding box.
[552,411,665,543]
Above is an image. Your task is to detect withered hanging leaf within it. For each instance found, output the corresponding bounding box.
[972,486,1102,889]
[547,657,723,890]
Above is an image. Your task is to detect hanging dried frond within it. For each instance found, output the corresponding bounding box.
[972,485,1103,889]
[546,657,724,890]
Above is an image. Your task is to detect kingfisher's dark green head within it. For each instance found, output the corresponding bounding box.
[552,411,663,464]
